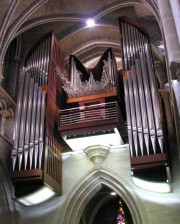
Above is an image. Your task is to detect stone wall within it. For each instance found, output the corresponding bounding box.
[0,135,180,223]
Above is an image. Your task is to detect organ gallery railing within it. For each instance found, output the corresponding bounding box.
[11,32,63,196]
[119,17,170,181]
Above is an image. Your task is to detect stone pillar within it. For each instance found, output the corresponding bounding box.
[157,0,180,153]
[159,89,174,139]
[157,0,180,63]
[170,62,180,152]
[170,0,180,44]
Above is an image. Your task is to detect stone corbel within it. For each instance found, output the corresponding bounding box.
[170,60,180,81]
[83,144,110,169]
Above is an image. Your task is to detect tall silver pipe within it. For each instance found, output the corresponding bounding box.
[24,78,34,147]
[73,61,76,88]
[34,88,42,168]
[42,40,46,86]
[24,78,35,169]
[39,91,46,168]
[108,52,112,83]
[140,33,156,154]
[37,45,41,85]
[140,57,156,154]
[135,59,149,155]
[43,39,47,84]
[128,69,138,156]
[38,44,42,86]
[18,72,31,170]
[131,65,143,156]
[29,82,38,169]
[145,42,164,153]
[45,37,51,84]
[128,24,133,64]
[12,68,26,171]
[71,57,74,86]
[131,66,142,131]
[121,22,128,70]
[140,56,155,135]
[124,23,131,70]
[145,42,163,133]
[123,73,134,157]
[40,42,45,85]
[128,70,136,131]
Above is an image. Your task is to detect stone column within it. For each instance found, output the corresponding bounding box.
[157,0,180,153]
[157,0,180,63]
[170,0,180,44]
[159,89,174,139]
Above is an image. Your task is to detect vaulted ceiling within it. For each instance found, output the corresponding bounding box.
[1,0,162,68]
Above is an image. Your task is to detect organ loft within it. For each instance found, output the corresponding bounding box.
[10,17,170,199]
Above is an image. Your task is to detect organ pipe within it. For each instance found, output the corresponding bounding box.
[119,17,168,172]
[11,32,63,196]
[57,48,116,98]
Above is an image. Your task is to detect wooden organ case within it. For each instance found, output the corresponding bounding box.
[119,17,170,183]
[56,48,127,151]
[11,32,64,196]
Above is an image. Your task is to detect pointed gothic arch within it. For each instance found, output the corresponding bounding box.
[59,167,149,224]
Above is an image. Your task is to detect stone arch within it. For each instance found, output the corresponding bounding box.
[59,167,149,224]
[0,0,159,64]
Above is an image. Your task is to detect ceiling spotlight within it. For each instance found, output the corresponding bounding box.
[86,18,95,27]
[110,192,117,196]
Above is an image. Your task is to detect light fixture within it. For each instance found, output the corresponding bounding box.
[86,18,95,27]
[110,192,117,196]
[16,185,56,206]
[132,176,172,193]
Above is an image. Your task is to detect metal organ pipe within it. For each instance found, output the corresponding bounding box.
[18,72,31,170]
[11,33,63,196]
[12,69,26,171]
[39,91,46,168]
[119,17,166,158]
[24,78,35,170]
[34,89,42,169]
[123,74,134,157]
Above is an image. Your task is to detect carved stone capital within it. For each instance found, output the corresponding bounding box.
[170,60,180,81]
[83,144,110,169]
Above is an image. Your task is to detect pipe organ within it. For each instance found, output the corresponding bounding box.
[11,32,63,196]
[119,17,170,182]
[10,16,169,197]
[56,48,127,151]
[56,48,117,98]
